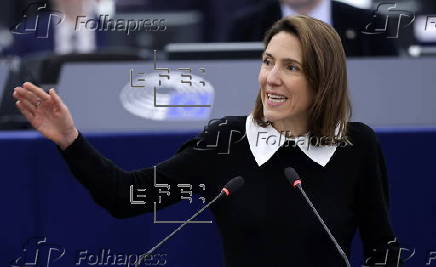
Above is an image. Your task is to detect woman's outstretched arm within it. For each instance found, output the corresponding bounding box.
[13,82,220,218]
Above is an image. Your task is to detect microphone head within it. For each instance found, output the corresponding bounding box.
[222,176,245,196]
[283,167,302,187]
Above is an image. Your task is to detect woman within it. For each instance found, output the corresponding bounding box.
[13,16,401,266]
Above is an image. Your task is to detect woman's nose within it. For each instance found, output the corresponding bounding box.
[266,66,282,86]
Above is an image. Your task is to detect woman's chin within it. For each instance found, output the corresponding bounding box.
[263,111,284,124]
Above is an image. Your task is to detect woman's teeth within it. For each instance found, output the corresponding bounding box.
[267,93,288,103]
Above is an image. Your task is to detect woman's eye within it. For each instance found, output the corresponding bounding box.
[262,58,271,65]
[287,65,299,71]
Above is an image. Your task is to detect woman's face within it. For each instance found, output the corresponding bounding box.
[258,31,313,131]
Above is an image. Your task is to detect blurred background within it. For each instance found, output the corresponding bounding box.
[1,0,435,266]
[1,0,436,130]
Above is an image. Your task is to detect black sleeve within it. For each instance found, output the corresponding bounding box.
[356,124,403,266]
[59,120,226,219]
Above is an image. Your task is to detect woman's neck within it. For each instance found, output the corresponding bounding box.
[271,118,308,137]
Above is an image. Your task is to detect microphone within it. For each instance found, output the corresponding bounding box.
[220,175,245,197]
[283,167,351,267]
[135,176,245,267]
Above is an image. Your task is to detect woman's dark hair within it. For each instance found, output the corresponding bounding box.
[252,15,351,140]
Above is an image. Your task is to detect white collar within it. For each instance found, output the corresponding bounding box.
[245,114,337,167]
[280,0,332,26]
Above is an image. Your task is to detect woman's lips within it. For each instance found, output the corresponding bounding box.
[265,92,288,107]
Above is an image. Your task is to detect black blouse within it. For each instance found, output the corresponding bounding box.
[60,116,401,267]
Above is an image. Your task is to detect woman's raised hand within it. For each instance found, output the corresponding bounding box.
[13,82,78,150]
